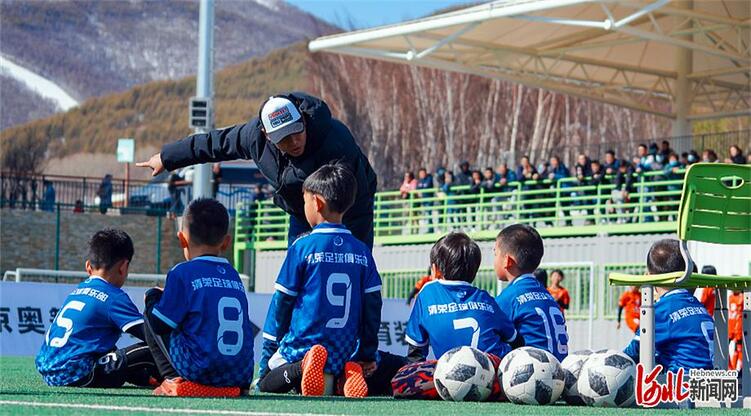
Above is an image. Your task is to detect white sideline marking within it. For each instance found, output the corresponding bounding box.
[0,400,341,416]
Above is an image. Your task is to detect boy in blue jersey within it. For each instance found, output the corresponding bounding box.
[623,239,714,373]
[493,224,569,362]
[393,232,523,400]
[258,164,382,398]
[405,232,522,361]
[144,198,254,397]
[36,229,158,387]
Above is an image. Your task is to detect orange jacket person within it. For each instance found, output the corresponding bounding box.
[547,269,570,315]
[729,290,743,370]
[617,286,641,333]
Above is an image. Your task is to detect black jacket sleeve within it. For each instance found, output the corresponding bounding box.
[125,323,146,341]
[160,122,260,172]
[407,345,428,363]
[358,291,382,362]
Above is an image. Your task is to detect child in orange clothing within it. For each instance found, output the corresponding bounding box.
[729,290,743,371]
[694,265,717,316]
[547,269,570,315]
[617,286,641,333]
[406,268,433,305]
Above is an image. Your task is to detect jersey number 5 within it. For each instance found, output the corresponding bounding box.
[47,300,86,348]
[325,273,352,329]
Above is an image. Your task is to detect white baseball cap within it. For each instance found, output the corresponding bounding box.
[260,96,304,144]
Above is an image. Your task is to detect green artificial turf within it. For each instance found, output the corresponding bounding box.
[0,357,743,415]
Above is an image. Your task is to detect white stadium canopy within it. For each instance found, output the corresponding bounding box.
[309,0,750,135]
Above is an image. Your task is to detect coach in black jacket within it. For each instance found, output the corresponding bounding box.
[137,91,378,247]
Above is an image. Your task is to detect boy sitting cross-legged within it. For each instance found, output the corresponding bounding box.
[623,239,714,373]
[258,163,382,398]
[392,232,523,400]
[36,229,158,388]
[144,198,254,397]
[493,224,569,362]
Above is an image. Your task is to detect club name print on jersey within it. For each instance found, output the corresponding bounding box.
[271,223,382,375]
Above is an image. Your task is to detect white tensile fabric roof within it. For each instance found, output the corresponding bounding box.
[308,0,750,124]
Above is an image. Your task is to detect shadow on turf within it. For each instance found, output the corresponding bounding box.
[2,389,396,402]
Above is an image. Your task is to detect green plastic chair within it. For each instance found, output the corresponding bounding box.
[609,163,751,289]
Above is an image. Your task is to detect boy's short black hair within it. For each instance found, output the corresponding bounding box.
[701,265,717,275]
[430,232,481,283]
[183,198,229,246]
[495,224,544,274]
[302,163,357,214]
[646,239,686,274]
[87,228,134,270]
[533,268,548,287]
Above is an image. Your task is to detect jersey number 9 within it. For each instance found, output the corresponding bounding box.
[325,273,352,329]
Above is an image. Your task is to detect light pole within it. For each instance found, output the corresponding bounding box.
[191,0,214,200]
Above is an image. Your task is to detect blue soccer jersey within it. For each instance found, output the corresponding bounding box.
[495,274,569,361]
[152,256,254,386]
[265,223,382,375]
[405,280,518,359]
[624,288,714,373]
[36,276,143,386]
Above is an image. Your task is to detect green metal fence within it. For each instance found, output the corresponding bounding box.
[379,263,649,320]
[234,170,685,255]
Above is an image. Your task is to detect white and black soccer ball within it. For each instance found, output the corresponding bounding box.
[500,347,565,405]
[577,349,636,407]
[561,349,593,405]
[434,346,496,401]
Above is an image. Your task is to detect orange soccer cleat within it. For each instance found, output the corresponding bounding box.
[341,362,368,398]
[153,377,240,397]
[300,344,328,396]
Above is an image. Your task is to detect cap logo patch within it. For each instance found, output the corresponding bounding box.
[268,106,293,128]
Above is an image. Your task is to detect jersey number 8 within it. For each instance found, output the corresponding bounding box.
[217,297,244,356]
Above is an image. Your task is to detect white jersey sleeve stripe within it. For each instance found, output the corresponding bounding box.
[274,283,299,297]
[121,319,144,332]
[364,285,382,294]
[152,308,178,329]
[404,334,428,347]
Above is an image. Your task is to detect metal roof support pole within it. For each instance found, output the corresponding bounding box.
[672,0,693,136]
[193,0,215,200]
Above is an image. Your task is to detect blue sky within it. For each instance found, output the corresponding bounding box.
[286,1,481,30]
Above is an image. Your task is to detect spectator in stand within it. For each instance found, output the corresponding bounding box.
[480,167,498,194]
[649,142,661,168]
[661,153,684,221]
[603,150,620,176]
[167,172,186,219]
[468,171,483,227]
[633,144,654,173]
[688,150,699,165]
[434,167,447,189]
[441,171,458,225]
[516,156,539,220]
[406,268,433,306]
[416,168,433,192]
[657,140,672,166]
[544,155,571,225]
[73,200,84,213]
[584,160,606,223]
[726,145,746,164]
[747,154,751,164]
[702,149,719,163]
[41,180,55,212]
[454,161,472,187]
[617,286,641,332]
[416,168,434,233]
[547,269,570,315]
[97,174,113,215]
[495,163,517,220]
[607,160,635,223]
[400,171,417,199]
[694,265,717,317]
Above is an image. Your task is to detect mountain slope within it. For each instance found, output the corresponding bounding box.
[0,43,310,176]
[0,0,336,129]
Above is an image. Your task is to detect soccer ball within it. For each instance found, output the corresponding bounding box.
[391,360,439,400]
[577,349,636,407]
[500,347,565,405]
[434,346,496,401]
[561,349,593,405]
